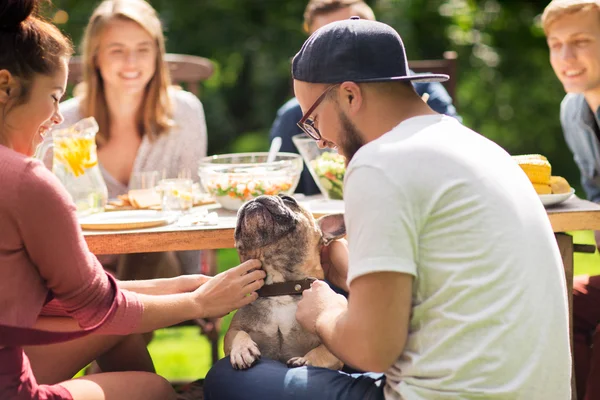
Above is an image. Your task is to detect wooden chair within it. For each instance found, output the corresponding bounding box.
[164,53,214,96]
[67,53,214,96]
[67,53,222,366]
[408,51,458,102]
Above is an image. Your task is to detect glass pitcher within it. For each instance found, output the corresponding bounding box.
[36,117,108,217]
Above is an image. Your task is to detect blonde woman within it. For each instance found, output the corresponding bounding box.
[45,0,207,278]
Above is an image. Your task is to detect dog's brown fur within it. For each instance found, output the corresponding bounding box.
[224,195,345,370]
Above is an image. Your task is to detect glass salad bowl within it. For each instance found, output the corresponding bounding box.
[198,152,303,211]
[292,134,346,200]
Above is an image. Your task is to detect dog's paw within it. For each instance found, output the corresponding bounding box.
[286,357,311,368]
[230,340,261,370]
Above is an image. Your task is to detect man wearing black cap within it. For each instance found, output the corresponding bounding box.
[269,0,460,197]
[205,19,571,399]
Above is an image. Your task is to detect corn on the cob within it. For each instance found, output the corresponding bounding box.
[513,156,551,185]
[550,176,571,194]
[511,154,548,162]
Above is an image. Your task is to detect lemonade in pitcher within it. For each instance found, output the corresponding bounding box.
[37,117,108,216]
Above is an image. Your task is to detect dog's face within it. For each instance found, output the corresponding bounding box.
[235,195,345,284]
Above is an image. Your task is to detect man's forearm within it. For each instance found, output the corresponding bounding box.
[315,308,376,371]
[316,307,402,373]
[301,273,412,372]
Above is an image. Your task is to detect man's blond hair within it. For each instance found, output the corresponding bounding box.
[303,0,375,33]
[542,0,600,34]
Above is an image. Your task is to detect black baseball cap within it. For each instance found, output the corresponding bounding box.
[292,17,449,84]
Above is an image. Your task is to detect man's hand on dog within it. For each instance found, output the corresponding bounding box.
[321,238,349,292]
[297,280,348,335]
[192,260,265,318]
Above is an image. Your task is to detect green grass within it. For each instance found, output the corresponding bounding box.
[572,230,600,276]
[148,326,224,381]
[149,235,600,382]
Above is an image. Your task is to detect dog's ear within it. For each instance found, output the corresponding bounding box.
[317,214,346,246]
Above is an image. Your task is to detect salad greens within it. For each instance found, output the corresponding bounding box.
[206,178,293,201]
[311,152,345,200]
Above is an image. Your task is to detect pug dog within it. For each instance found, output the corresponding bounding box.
[224,194,346,370]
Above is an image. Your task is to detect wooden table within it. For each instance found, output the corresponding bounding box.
[84,212,237,255]
[545,196,600,400]
[85,196,600,253]
[83,198,341,255]
[83,195,600,399]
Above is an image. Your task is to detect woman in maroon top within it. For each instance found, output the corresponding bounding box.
[0,1,265,399]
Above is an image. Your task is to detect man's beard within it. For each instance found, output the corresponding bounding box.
[338,110,365,164]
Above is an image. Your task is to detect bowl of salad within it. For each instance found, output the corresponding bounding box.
[292,135,346,200]
[198,152,303,211]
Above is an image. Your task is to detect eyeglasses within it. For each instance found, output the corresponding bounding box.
[297,84,339,140]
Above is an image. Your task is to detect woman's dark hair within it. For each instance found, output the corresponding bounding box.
[0,0,73,102]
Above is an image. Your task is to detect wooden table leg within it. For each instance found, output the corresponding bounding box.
[556,233,576,400]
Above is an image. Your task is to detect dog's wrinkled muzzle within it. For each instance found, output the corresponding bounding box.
[235,195,298,250]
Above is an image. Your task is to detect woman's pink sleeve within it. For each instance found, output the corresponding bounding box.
[16,160,144,335]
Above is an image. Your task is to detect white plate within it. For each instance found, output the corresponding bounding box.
[539,188,575,207]
[79,210,177,230]
[299,199,345,216]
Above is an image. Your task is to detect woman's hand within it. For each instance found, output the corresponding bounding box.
[193,259,265,318]
[321,239,349,292]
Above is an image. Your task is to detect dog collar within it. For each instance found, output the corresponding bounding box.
[257,278,316,297]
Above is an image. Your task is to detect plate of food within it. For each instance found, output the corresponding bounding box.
[512,154,575,207]
[106,184,215,211]
[79,210,177,230]
[538,188,575,207]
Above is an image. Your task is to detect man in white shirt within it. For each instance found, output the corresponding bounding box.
[204,17,571,400]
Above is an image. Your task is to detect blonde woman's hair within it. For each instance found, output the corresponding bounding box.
[542,0,600,34]
[77,0,173,146]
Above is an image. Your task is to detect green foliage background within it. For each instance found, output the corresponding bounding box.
[50,0,580,192]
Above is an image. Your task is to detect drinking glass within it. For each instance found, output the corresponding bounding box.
[130,171,160,190]
[159,178,194,212]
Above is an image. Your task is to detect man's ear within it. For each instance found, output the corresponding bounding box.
[339,81,362,116]
[0,70,17,104]
[317,213,346,245]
